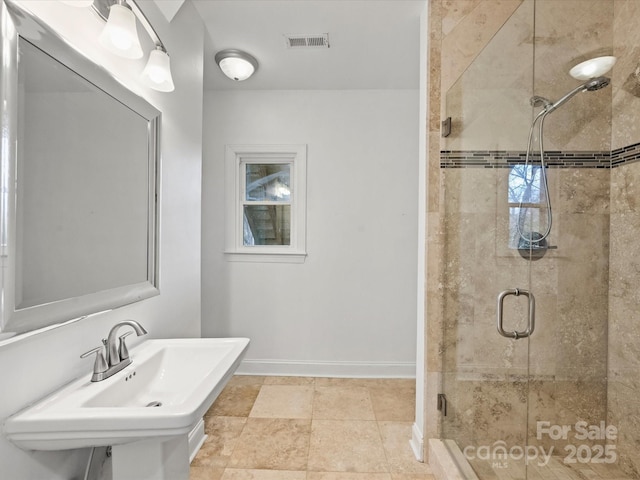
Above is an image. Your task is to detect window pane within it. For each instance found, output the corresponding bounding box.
[245,164,291,201]
[508,164,541,203]
[243,205,291,246]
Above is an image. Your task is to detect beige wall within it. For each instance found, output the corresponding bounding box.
[612,0,640,150]
[425,0,640,475]
[534,0,613,152]
[608,1,640,476]
[443,0,530,151]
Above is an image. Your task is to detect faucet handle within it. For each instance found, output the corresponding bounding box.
[119,331,134,361]
[80,345,108,374]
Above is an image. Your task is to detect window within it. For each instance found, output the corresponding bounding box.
[225,145,307,262]
[508,164,546,249]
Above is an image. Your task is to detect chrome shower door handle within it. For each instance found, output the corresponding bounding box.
[496,288,535,340]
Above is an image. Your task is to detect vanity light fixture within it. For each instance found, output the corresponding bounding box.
[98,0,143,59]
[215,49,259,81]
[140,46,175,92]
[61,0,175,92]
[569,56,616,81]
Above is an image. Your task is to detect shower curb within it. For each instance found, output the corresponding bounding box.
[429,438,479,480]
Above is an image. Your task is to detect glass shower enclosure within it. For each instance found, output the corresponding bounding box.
[436,0,638,478]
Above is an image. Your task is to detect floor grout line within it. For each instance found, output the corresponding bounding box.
[193,376,432,480]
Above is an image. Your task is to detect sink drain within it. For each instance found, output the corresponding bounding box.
[146,401,162,407]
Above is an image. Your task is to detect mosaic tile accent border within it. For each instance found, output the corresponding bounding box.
[441,142,640,169]
[612,141,640,167]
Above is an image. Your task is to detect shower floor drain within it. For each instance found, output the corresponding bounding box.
[146,401,162,407]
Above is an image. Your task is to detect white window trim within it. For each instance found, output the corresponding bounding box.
[224,144,307,263]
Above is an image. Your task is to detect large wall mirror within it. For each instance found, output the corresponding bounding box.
[0,0,160,340]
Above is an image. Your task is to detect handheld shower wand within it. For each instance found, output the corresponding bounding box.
[518,75,611,245]
[543,76,610,114]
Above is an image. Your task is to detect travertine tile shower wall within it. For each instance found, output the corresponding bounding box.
[425,0,640,474]
[608,1,640,476]
[439,157,611,448]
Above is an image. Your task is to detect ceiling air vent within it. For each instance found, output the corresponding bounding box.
[284,33,330,49]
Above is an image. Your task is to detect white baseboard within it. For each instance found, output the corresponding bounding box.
[188,418,207,463]
[236,359,416,378]
[410,422,424,462]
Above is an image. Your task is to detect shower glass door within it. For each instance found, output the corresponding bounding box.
[439,0,537,477]
[439,0,619,478]
[525,0,613,477]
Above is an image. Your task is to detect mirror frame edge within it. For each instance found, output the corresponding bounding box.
[0,0,161,344]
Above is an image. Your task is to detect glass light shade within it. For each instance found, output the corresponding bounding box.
[569,56,616,80]
[99,3,143,59]
[215,50,258,81]
[60,0,94,6]
[141,48,175,92]
[219,57,255,81]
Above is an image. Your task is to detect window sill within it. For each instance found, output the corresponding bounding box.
[224,251,307,264]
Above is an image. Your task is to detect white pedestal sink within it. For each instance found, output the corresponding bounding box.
[4,337,250,480]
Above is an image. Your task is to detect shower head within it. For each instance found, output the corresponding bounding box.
[544,76,611,114]
[584,76,610,91]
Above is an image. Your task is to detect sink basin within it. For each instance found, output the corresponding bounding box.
[4,338,249,451]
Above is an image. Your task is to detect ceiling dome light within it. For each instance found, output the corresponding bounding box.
[215,49,258,81]
[569,56,616,81]
[141,47,175,92]
[99,1,143,59]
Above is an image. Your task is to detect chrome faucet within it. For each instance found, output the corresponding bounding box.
[80,320,148,382]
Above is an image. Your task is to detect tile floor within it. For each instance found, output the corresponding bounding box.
[189,375,434,480]
[469,452,634,480]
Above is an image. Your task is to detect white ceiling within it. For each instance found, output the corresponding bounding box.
[191,0,425,91]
